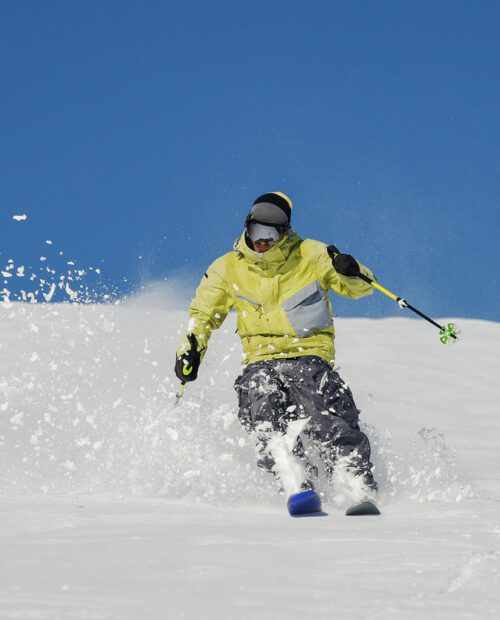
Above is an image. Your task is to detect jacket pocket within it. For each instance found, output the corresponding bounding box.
[282,280,332,337]
[235,294,262,310]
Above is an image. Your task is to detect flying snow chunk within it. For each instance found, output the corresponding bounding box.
[166,428,179,441]
[10,412,24,426]
[43,283,57,302]
[65,283,78,301]
[12,214,28,221]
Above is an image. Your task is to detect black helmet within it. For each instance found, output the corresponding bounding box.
[245,192,293,231]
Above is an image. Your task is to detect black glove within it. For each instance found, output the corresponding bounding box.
[175,333,201,382]
[327,245,360,277]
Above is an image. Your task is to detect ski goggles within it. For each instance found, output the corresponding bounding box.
[246,221,283,245]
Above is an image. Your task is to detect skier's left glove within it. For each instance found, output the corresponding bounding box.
[175,333,201,382]
[327,245,360,277]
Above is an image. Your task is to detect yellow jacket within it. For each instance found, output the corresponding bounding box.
[179,231,374,366]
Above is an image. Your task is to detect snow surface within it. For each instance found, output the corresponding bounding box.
[1,286,499,619]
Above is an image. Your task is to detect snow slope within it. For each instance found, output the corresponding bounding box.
[0,287,499,619]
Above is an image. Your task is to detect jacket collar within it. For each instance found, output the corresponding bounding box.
[233,230,302,271]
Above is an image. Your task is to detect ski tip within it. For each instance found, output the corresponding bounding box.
[287,490,322,516]
[345,500,381,516]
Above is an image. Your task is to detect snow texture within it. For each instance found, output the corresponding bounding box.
[0,286,499,619]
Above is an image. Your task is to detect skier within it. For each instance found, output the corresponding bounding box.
[175,192,379,515]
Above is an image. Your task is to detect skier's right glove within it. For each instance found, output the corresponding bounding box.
[175,333,201,382]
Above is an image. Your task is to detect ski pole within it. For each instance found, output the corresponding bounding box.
[357,273,460,344]
[174,382,186,408]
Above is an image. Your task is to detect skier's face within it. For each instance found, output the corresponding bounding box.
[253,239,274,253]
[247,222,283,253]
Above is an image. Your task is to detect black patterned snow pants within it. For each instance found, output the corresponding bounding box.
[234,355,376,491]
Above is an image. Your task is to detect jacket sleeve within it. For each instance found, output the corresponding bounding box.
[325,257,375,299]
[303,240,375,299]
[177,257,233,359]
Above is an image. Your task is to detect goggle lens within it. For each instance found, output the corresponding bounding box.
[247,222,282,244]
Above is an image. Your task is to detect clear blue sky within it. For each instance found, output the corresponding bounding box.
[1,0,499,319]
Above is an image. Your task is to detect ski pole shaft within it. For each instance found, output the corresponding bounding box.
[357,273,456,337]
[174,382,186,408]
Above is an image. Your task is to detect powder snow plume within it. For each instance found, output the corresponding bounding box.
[1,283,496,507]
